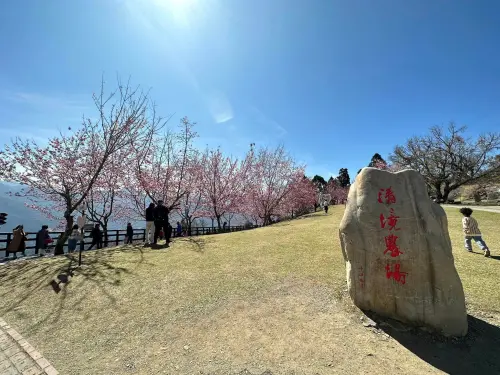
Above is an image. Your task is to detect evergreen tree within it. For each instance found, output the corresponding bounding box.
[312,175,327,191]
[368,153,386,167]
[337,168,351,187]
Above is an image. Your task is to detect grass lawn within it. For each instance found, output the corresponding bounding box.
[0,206,499,374]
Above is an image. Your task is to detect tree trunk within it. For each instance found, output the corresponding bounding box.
[216,215,222,230]
[433,183,443,201]
[103,225,109,247]
[55,215,74,255]
[442,189,451,203]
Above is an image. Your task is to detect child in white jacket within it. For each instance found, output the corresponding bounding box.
[460,207,491,257]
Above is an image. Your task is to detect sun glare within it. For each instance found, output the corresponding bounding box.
[151,0,198,27]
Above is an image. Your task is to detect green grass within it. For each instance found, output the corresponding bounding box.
[445,208,500,313]
[0,206,498,374]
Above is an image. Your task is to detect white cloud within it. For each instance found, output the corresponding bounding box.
[2,91,88,113]
[206,90,233,123]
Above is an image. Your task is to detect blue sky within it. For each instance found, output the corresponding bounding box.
[1,0,500,180]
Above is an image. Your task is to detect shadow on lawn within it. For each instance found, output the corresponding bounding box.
[176,237,206,253]
[470,250,500,261]
[0,245,150,332]
[366,312,500,374]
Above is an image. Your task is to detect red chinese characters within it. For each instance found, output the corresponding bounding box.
[378,187,396,205]
[358,266,365,288]
[377,186,408,285]
[379,208,400,231]
[385,264,407,285]
[384,234,403,257]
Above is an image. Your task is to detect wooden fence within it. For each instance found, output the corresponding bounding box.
[0,225,257,260]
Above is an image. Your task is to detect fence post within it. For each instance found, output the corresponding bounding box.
[142,229,145,242]
[6,233,11,249]
[115,230,119,246]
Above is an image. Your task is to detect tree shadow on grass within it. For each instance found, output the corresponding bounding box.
[176,237,206,253]
[0,244,151,333]
[365,312,500,374]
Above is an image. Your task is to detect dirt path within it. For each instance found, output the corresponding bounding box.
[87,278,500,375]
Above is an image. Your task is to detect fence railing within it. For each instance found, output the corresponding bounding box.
[0,225,258,260]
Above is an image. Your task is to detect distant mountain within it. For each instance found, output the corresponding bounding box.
[0,182,59,233]
[0,182,248,234]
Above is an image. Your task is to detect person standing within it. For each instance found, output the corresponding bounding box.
[145,203,155,244]
[68,225,83,253]
[176,221,182,237]
[35,225,49,255]
[153,200,169,245]
[88,224,103,250]
[7,225,27,257]
[323,201,329,214]
[166,222,172,246]
[126,223,134,244]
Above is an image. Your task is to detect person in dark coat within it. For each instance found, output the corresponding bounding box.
[88,224,103,250]
[145,203,155,244]
[35,225,49,254]
[7,225,27,256]
[176,222,182,237]
[153,200,169,245]
[126,223,134,244]
[166,222,172,246]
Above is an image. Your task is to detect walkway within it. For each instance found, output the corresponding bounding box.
[0,318,58,375]
[442,204,500,214]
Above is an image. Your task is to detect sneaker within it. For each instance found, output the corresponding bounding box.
[484,249,491,257]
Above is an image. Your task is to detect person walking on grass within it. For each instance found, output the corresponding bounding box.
[68,224,83,253]
[460,207,491,257]
[126,223,134,244]
[88,224,103,250]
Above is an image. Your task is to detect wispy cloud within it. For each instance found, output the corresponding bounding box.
[206,90,233,123]
[249,106,287,137]
[1,91,88,113]
[1,127,63,145]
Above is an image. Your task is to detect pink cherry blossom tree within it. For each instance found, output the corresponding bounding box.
[326,179,349,205]
[1,78,158,255]
[82,149,132,246]
[199,148,245,229]
[177,152,206,235]
[243,145,306,225]
[285,175,317,217]
[124,117,198,221]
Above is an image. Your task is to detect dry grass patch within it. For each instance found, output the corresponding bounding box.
[0,206,498,374]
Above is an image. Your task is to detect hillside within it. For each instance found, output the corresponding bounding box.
[0,206,499,374]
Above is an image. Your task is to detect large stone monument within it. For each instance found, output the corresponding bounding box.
[339,168,467,336]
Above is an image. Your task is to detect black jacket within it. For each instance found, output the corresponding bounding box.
[91,227,102,240]
[126,226,134,237]
[153,205,169,222]
[145,206,155,221]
